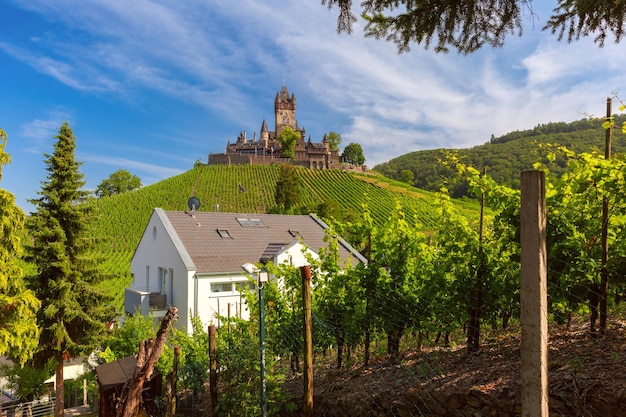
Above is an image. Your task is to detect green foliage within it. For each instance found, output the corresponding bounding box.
[99,310,157,362]
[214,314,289,416]
[374,115,626,195]
[313,229,366,367]
[545,0,626,47]
[0,128,40,365]
[0,361,52,401]
[96,169,141,197]
[370,202,433,356]
[324,0,625,54]
[326,131,342,151]
[452,146,626,333]
[399,169,414,185]
[274,164,301,212]
[277,126,299,159]
[341,142,365,165]
[170,316,209,401]
[77,163,478,313]
[25,122,114,370]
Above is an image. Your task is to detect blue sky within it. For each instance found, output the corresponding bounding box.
[1,1,625,213]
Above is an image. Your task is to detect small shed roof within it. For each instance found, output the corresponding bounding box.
[96,356,138,392]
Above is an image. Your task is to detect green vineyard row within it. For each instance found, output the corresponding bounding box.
[91,164,480,285]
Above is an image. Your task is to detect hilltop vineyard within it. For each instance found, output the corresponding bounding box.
[91,164,479,308]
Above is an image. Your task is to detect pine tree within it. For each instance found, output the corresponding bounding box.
[0,128,40,365]
[26,122,113,417]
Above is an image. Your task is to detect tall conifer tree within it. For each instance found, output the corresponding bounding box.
[0,128,40,365]
[26,122,113,416]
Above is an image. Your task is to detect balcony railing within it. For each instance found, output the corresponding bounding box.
[125,289,168,315]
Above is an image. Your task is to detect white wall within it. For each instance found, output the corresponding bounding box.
[128,215,322,335]
[194,274,254,329]
[129,210,193,332]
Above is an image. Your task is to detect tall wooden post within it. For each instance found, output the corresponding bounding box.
[300,265,314,417]
[165,345,180,417]
[209,325,218,417]
[520,170,549,417]
[467,166,486,354]
[600,97,612,334]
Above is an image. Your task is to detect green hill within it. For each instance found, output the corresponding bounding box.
[92,164,481,307]
[374,115,626,195]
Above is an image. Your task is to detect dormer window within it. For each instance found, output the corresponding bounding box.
[217,229,232,238]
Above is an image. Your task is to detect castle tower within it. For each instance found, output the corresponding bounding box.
[274,85,296,136]
[260,119,269,148]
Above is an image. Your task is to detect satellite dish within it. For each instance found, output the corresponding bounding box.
[188,196,201,212]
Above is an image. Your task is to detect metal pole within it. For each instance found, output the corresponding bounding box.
[259,273,267,417]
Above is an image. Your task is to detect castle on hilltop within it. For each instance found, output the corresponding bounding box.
[208,86,341,169]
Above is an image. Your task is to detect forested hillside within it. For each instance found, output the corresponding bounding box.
[92,164,479,307]
[374,115,626,195]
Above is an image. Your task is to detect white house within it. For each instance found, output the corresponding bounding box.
[125,209,365,332]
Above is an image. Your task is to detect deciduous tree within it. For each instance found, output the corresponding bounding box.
[96,169,142,197]
[399,169,414,185]
[277,126,299,159]
[326,131,342,151]
[341,142,365,165]
[26,122,113,417]
[0,128,40,365]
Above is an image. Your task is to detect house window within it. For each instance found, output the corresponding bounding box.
[146,266,150,291]
[169,268,174,300]
[236,281,256,293]
[152,226,157,241]
[158,267,167,295]
[211,283,233,293]
[217,229,232,238]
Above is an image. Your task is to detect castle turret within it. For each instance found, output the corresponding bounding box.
[260,119,269,148]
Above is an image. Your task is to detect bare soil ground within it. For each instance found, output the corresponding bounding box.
[280,319,626,416]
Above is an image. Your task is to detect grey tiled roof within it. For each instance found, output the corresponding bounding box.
[161,210,363,274]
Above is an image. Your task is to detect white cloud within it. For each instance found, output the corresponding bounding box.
[5,0,626,171]
[20,111,73,153]
[79,153,183,179]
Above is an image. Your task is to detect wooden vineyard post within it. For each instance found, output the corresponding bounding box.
[520,171,549,417]
[209,324,218,417]
[116,306,178,417]
[301,265,313,417]
[600,97,612,334]
[165,345,180,417]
